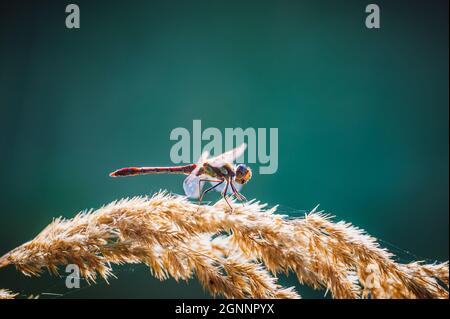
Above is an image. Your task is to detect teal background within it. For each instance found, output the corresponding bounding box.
[0,0,448,298]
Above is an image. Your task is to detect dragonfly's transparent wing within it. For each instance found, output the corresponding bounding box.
[198,149,209,164]
[183,174,202,198]
[208,143,247,168]
[183,149,210,199]
[209,180,242,195]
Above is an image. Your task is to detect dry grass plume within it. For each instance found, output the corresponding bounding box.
[0,191,448,299]
[0,289,18,299]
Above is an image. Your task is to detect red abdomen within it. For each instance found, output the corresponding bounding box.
[109,164,196,177]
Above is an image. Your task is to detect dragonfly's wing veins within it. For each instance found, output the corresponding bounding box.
[208,143,247,168]
[183,174,202,198]
[198,150,210,164]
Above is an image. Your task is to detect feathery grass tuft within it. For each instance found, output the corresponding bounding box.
[0,191,448,299]
[0,289,18,299]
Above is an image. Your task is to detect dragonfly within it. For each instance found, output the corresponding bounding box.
[109,143,252,210]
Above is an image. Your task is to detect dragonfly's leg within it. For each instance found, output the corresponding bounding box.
[197,179,208,205]
[230,181,247,203]
[199,179,224,204]
[222,181,233,211]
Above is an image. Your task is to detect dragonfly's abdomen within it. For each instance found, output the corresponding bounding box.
[110,164,196,177]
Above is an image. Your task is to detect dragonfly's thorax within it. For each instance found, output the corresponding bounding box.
[202,162,235,179]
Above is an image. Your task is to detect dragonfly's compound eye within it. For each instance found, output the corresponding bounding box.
[235,164,252,184]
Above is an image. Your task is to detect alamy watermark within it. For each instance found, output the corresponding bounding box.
[65,264,81,289]
[170,120,278,174]
[365,4,381,29]
[64,4,380,30]
[65,4,80,29]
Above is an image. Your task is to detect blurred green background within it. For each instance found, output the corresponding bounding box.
[0,0,448,298]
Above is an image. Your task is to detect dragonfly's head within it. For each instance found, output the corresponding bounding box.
[234,164,252,185]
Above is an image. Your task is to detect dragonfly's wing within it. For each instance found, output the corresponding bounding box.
[198,149,210,164]
[209,180,242,195]
[183,150,210,199]
[183,174,202,198]
[208,143,247,168]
